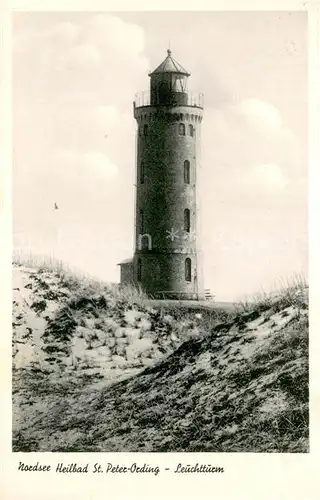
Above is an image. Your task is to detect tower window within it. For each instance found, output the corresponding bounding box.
[179,123,185,136]
[140,209,144,233]
[137,259,142,282]
[140,162,144,184]
[184,160,190,184]
[143,124,148,136]
[153,261,161,281]
[185,258,191,282]
[188,124,194,137]
[184,208,190,232]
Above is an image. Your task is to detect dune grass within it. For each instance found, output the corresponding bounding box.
[12,254,309,452]
[13,250,148,303]
[236,273,308,314]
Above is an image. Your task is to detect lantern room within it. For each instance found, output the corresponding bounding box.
[149,49,191,106]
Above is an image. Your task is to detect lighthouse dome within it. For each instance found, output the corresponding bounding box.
[149,49,190,76]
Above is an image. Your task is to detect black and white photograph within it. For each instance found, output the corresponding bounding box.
[11,10,309,455]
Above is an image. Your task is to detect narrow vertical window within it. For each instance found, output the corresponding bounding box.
[188,124,194,137]
[179,123,185,136]
[140,162,144,184]
[185,258,191,282]
[140,209,144,233]
[153,261,161,281]
[137,259,142,282]
[184,160,190,184]
[184,208,190,232]
[143,124,148,136]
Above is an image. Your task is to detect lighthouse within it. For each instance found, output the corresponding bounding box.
[119,50,204,300]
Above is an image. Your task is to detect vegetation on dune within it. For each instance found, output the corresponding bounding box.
[12,254,308,453]
[66,317,308,453]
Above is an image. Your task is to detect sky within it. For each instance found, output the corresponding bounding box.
[12,11,308,301]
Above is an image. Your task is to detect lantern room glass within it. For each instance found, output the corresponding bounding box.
[172,74,187,92]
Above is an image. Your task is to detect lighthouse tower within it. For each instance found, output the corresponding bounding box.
[120,50,204,300]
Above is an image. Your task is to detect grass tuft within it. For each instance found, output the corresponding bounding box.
[12,254,308,453]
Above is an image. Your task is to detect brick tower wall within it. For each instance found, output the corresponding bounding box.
[133,104,204,299]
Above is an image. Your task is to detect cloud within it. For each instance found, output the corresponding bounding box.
[86,14,145,56]
[13,13,146,203]
[13,14,149,104]
[65,43,102,68]
[45,21,80,46]
[82,151,118,179]
[202,98,301,181]
[13,20,80,50]
[237,98,283,132]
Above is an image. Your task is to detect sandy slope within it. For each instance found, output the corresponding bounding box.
[13,267,71,369]
[12,265,308,452]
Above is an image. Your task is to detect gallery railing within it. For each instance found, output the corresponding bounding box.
[134,91,204,109]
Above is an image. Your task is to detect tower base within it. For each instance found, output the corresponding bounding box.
[149,291,205,301]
